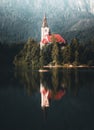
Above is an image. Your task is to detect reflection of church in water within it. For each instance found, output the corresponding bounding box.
[14,67,79,112]
[40,72,66,109]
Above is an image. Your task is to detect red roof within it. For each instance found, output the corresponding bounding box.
[54,90,65,100]
[41,34,66,44]
[40,86,65,100]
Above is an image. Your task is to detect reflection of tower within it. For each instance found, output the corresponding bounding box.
[90,0,94,13]
[40,82,50,121]
[40,83,50,108]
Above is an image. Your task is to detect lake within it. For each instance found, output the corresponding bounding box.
[0,68,94,130]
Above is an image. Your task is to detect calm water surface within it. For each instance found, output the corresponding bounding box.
[0,68,94,130]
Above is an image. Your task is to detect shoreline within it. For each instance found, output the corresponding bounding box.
[39,65,94,72]
[43,64,94,69]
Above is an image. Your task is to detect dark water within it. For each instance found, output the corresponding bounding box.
[0,68,94,130]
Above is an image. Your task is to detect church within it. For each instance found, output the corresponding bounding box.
[40,15,66,49]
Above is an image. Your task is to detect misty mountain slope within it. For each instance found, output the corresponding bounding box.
[0,0,94,43]
[68,18,94,31]
[63,27,94,43]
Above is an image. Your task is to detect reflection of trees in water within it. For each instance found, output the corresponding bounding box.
[14,69,40,96]
[52,69,59,91]
[62,68,94,96]
[61,69,71,89]
[51,69,64,98]
[62,69,81,96]
[40,69,66,99]
[40,71,52,90]
[40,68,80,97]
[74,69,79,96]
[14,68,94,97]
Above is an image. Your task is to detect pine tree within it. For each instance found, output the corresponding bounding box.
[31,44,40,69]
[14,38,40,68]
[70,38,79,63]
[63,45,71,64]
[40,49,45,68]
[51,35,59,65]
[74,50,79,65]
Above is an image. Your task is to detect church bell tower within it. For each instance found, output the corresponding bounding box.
[41,14,50,41]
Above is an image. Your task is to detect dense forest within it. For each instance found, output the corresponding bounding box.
[0,37,94,69]
[13,37,94,69]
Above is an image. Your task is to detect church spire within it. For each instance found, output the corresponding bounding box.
[42,14,48,27]
[40,14,50,49]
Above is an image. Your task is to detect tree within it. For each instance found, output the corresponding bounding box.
[74,50,79,65]
[70,38,79,63]
[14,38,40,68]
[63,45,71,64]
[31,44,40,69]
[44,44,53,65]
[51,35,59,65]
[40,49,45,68]
[78,44,84,64]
